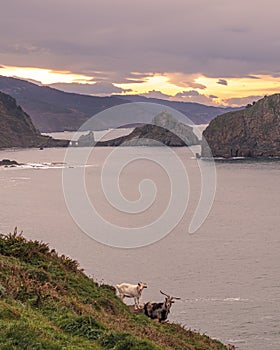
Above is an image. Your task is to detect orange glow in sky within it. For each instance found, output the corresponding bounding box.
[0,65,92,85]
[1,65,280,106]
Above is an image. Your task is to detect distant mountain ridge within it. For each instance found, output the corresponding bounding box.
[115,95,238,124]
[0,76,239,132]
[0,76,127,132]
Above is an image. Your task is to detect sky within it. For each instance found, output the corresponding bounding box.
[1,0,280,106]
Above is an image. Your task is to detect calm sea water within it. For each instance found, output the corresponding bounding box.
[0,145,279,350]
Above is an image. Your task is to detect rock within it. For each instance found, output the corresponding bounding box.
[202,94,280,158]
[96,111,199,147]
[226,344,236,350]
[0,159,20,166]
[152,111,199,146]
[77,131,95,147]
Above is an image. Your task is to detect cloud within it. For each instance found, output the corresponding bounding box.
[166,73,207,90]
[173,90,219,105]
[244,75,261,79]
[175,90,200,98]
[186,82,207,90]
[140,90,171,99]
[223,95,263,107]
[126,89,221,106]
[17,77,44,85]
[50,82,131,95]
[0,1,280,90]
[217,79,228,86]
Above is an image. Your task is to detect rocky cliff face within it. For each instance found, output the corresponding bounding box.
[96,111,199,147]
[0,92,69,148]
[202,94,280,158]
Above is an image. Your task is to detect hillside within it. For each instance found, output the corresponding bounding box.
[0,231,226,350]
[0,92,68,149]
[0,76,237,132]
[96,111,199,147]
[202,94,280,158]
[0,76,127,132]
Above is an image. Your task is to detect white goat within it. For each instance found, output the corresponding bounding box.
[115,282,147,309]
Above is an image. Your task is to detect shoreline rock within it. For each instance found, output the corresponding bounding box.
[0,159,20,167]
[202,94,280,158]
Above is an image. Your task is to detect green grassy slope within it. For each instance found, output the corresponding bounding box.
[0,230,226,350]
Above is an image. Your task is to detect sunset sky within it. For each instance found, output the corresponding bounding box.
[1,0,280,106]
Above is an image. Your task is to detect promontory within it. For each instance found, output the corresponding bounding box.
[0,91,69,149]
[202,94,280,158]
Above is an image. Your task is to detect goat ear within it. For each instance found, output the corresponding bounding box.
[138,282,141,286]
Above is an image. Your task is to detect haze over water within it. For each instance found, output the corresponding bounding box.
[0,146,279,350]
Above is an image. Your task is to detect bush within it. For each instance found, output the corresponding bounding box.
[58,314,104,340]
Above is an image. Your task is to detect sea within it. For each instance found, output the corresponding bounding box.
[0,129,279,350]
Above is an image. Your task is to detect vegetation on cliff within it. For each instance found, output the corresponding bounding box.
[202,94,280,158]
[0,92,68,149]
[0,230,226,349]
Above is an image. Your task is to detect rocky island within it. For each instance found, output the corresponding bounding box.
[0,92,69,149]
[96,111,199,147]
[202,94,280,158]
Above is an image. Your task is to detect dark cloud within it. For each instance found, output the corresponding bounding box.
[50,82,130,95]
[209,95,218,99]
[0,1,280,81]
[186,82,207,90]
[217,79,228,86]
[244,75,261,79]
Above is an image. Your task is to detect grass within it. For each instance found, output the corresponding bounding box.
[0,229,227,350]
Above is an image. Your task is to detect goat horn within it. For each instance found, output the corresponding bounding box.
[160,290,170,297]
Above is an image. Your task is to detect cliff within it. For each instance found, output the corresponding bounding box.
[96,111,199,147]
[202,94,280,158]
[0,92,69,149]
[0,231,226,349]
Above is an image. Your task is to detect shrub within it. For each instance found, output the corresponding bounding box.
[58,314,104,340]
